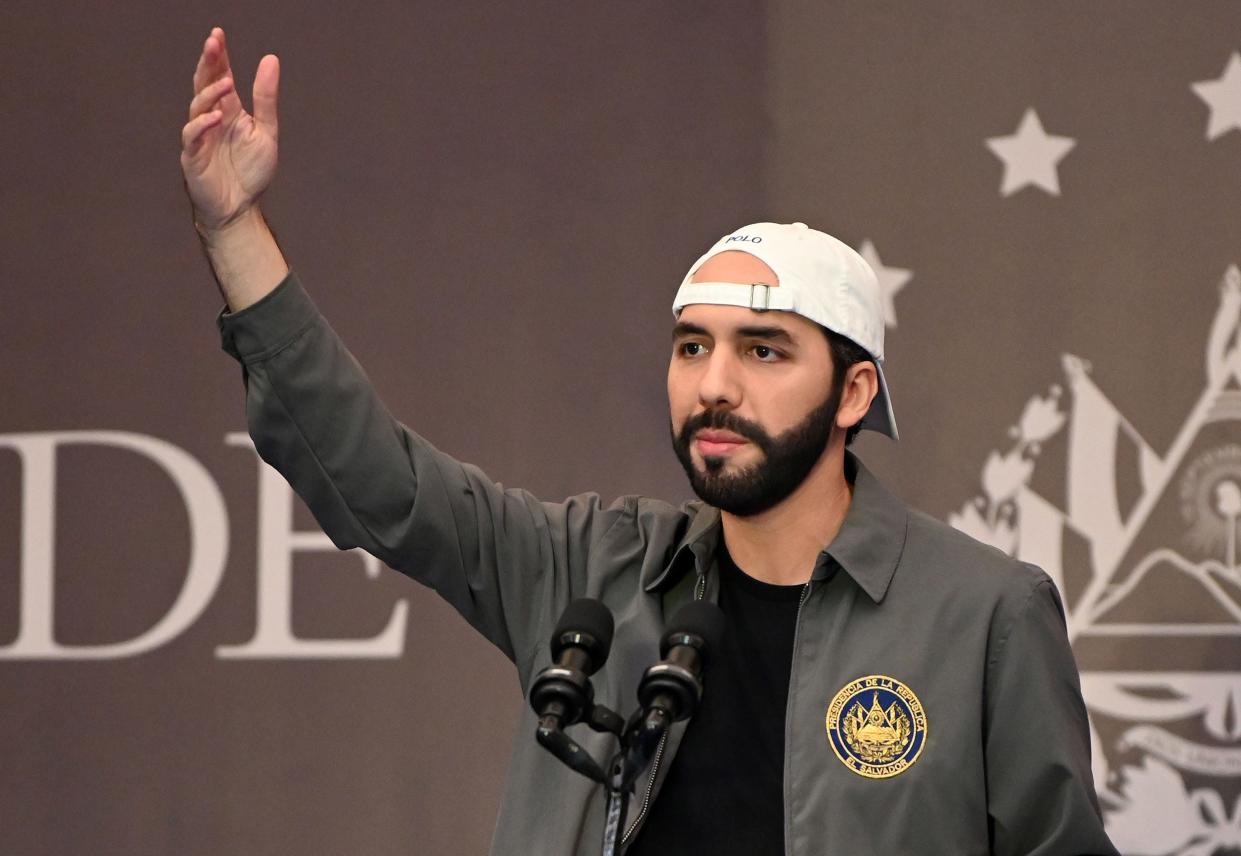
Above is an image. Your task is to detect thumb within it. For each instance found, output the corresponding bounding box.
[252,53,280,138]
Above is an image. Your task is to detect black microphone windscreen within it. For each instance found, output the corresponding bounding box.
[552,598,615,665]
[663,601,726,657]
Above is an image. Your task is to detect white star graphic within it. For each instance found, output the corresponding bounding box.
[858,240,912,328]
[985,108,1077,197]
[1192,51,1241,141]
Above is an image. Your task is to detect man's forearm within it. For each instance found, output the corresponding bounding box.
[196,206,289,312]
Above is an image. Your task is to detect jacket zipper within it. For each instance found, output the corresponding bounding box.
[795,580,811,611]
[620,572,708,848]
[619,729,667,849]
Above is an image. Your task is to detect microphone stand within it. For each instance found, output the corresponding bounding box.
[602,754,628,856]
[534,696,674,856]
[533,604,720,855]
[600,706,675,856]
[534,700,624,785]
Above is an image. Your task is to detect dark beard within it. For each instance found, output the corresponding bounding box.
[670,385,841,517]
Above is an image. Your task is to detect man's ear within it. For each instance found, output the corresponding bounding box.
[836,362,879,431]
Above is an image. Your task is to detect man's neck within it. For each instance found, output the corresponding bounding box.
[719,444,853,586]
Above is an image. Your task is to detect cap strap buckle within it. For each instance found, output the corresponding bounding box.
[749,282,772,312]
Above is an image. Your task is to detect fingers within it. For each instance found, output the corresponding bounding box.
[188,75,234,121]
[181,109,223,156]
[191,32,211,92]
[192,27,227,94]
[190,27,247,124]
[251,54,280,138]
[216,27,236,80]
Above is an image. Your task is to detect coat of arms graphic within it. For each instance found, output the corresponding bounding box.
[951,267,1241,855]
[826,675,928,779]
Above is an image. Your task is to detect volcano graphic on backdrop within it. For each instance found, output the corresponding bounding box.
[951,266,1241,855]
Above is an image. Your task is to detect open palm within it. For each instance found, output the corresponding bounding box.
[180,28,280,230]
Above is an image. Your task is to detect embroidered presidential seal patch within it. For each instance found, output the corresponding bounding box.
[826,675,928,779]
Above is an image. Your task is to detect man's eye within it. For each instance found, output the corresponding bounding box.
[753,345,780,360]
[679,342,706,356]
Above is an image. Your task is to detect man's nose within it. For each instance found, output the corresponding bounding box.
[698,350,742,409]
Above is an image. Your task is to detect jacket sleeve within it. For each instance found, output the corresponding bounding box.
[217,269,628,670]
[984,573,1120,856]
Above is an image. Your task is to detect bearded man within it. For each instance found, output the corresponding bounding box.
[183,26,1118,856]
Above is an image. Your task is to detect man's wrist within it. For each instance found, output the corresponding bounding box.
[195,204,264,244]
[194,205,290,313]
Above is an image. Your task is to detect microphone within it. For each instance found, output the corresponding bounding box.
[638,600,726,722]
[530,599,617,784]
[530,598,615,728]
[621,601,726,787]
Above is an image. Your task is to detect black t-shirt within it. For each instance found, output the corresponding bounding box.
[626,544,804,855]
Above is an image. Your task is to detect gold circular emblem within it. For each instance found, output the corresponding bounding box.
[826,674,928,779]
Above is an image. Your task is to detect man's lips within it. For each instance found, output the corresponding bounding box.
[696,430,748,456]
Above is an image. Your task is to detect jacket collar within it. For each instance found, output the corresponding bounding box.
[645,499,722,594]
[646,451,908,604]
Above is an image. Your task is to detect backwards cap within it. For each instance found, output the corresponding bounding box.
[671,221,897,440]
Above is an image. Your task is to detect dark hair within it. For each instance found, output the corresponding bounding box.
[818,325,873,446]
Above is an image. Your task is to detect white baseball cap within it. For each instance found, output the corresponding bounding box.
[672,221,898,440]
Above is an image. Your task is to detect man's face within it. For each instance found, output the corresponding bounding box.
[667,251,840,516]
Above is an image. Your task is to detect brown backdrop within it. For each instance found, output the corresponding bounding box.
[3,2,1240,854]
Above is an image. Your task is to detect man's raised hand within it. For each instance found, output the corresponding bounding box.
[180,27,289,312]
[180,27,280,232]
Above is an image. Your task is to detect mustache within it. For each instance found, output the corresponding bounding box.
[677,409,771,450]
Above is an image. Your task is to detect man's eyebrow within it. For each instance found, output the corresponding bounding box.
[736,325,796,344]
[672,321,709,340]
[671,321,797,344]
